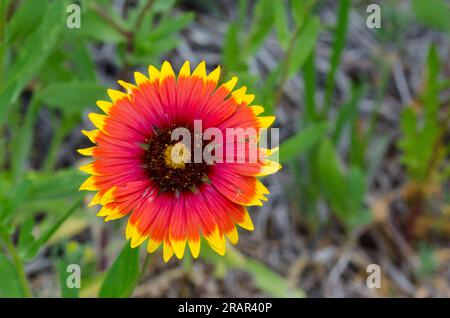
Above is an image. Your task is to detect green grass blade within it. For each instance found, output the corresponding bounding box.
[321,0,350,117]
[98,243,140,298]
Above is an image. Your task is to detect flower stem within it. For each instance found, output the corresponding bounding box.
[0,230,33,298]
[137,252,152,283]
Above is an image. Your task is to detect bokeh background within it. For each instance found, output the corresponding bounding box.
[0,0,449,298]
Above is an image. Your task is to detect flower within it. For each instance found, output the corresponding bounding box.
[78,61,281,261]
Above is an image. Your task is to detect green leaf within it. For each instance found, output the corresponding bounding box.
[1,0,64,123]
[0,253,23,297]
[245,259,304,297]
[291,0,317,26]
[67,36,97,82]
[223,22,242,71]
[41,82,107,114]
[99,243,140,298]
[23,198,82,260]
[279,122,328,164]
[346,166,370,227]
[274,2,290,50]
[411,0,450,32]
[317,140,370,228]
[0,178,30,225]
[0,80,19,127]
[317,139,347,214]
[5,0,48,45]
[81,9,127,44]
[287,17,320,77]
[424,45,440,115]
[18,217,36,257]
[134,13,194,58]
[25,169,86,203]
[245,0,275,57]
[153,0,177,13]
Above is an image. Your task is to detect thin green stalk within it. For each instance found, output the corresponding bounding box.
[137,252,152,283]
[302,51,318,124]
[275,2,316,109]
[43,114,72,172]
[0,230,33,298]
[274,21,302,108]
[364,56,393,143]
[0,0,6,86]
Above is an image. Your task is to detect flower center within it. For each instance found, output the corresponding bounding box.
[142,125,210,193]
[164,142,191,169]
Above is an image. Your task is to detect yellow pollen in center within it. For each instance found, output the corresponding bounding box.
[164,142,191,169]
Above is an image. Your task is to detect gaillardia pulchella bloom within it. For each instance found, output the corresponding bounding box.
[78,61,281,261]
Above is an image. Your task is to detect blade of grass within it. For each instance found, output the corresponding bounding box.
[24,197,83,260]
[321,0,350,118]
[332,84,366,144]
[98,243,140,298]
[302,50,318,123]
[0,226,32,297]
[11,93,41,185]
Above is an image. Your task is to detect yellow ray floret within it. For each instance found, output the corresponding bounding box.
[243,180,270,206]
[225,226,239,245]
[232,86,255,105]
[117,80,136,94]
[147,238,162,253]
[260,147,279,158]
[257,160,282,176]
[107,89,127,103]
[96,100,113,114]
[222,76,238,93]
[148,65,160,82]
[250,105,265,116]
[206,65,221,84]
[204,226,226,256]
[104,208,125,222]
[257,116,276,129]
[88,191,103,207]
[237,209,254,231]
[77,147,94,156]
[88,113,108,131]
[192,60,206,81]
[170,236,187,259]
[81,129,99,143]
[90,187,116,207]
[163,239,174,262]
[79,175,98,191]
[88,188,115,207]
[178,61,190,78]
[188,239,200,259]
[131,231,148,248]
[160,61,175,83]
[79,162,99,175]
[125,220,136,240]
[134,72,149,86]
